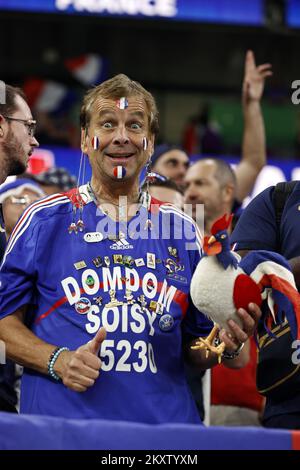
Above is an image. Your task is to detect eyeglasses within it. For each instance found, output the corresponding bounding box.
[2,116,37,137]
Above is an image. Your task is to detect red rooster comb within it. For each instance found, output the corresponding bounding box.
[211,214,233,236]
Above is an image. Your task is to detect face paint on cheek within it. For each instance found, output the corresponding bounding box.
[113,166,127,179]
[91,136,99,150]
[142,137,148,151]
[116,97,129,110]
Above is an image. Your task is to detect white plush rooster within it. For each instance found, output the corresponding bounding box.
[190,214,300,362]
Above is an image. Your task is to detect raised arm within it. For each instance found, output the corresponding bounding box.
[235,50,272,202]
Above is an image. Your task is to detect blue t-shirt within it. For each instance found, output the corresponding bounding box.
[0,184,212,424]
[231,181,300,420]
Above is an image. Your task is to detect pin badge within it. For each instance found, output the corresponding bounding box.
[85,275,95,288]
[159,314,174,332]
[137,294,147,311]
[135,258,145,267]
[123,255,134,267]
[124,289,135,305]
[105,289,123,308]
[168,246,178,258]
[93,256,103,268]
[75,297,91,315]
[93,296,103,306]
[113,254,123,264]
[104,256,111,267]
[74,260,87,270]
[84,232,104,243]
[147,253,156,269]
[149,300,157,312]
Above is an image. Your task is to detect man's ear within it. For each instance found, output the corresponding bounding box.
[81,128,88,154]
[222,183,235,204]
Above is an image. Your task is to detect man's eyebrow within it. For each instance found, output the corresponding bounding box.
[127,111,146,120]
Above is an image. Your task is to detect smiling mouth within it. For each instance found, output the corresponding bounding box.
[106,153,135,159]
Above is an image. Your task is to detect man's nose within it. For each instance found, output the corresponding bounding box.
[184,187,197,202]
[31,135,39,148]
[112,126,129,145]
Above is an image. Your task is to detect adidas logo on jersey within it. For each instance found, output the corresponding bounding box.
[110,238,133,250]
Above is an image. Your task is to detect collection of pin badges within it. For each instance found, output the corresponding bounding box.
[72,245,184,331]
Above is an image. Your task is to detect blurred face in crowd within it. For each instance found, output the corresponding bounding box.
[82,95,154,185]
[149,185,184,210]
[152,150,189,186]
[184,160,227,230]
[0,95,39,177]
[2,188,42,238]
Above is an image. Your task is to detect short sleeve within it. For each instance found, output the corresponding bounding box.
[0,220,39,319]
[231,186,277,251]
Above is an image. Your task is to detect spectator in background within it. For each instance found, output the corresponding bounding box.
[0,82,39,413]
[0,179,45,239]
[151,144,189,189]
[185,50,271,236]
[26,167,77,195]
[182,102,223,156]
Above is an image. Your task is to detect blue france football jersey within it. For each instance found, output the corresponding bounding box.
[0,184,212,424]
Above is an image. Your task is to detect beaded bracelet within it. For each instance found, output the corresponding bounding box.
[47,346,70,381]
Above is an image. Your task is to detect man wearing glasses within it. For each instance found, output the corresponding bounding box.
[0,82,39,413]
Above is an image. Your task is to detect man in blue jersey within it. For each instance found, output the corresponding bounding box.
[231,182,300,429]
[0,83,39,413]
[0,74,260,423]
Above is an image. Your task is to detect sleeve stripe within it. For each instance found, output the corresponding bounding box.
[2,196,69,265]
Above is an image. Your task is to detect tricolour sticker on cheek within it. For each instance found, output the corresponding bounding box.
[142,137,148,151]
[91,136,99,150]
[113,166,126,179]
[116,97,129,110]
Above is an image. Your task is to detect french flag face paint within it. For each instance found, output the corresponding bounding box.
[113,166,126,179]
[91,136,99,150]
[116,97,129,110]
[142,137,148,151]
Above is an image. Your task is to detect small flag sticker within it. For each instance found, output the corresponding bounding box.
[116,97,128,110]
[143,137,148,151]
[113,166,126,179]
[91,136,99,150]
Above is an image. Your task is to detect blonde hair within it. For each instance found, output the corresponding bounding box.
[80,74,159,136]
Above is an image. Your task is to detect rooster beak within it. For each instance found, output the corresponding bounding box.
[208,235,216,245]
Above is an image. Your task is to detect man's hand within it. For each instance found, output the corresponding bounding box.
[219,302,261,353]
[242,50,272,105]
[55,327,106,392]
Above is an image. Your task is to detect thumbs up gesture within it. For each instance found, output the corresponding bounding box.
[54,327,106,392]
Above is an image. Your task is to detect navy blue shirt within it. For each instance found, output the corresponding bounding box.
[231,182,300,420]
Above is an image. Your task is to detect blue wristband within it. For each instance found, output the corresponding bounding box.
[47,347,69,381]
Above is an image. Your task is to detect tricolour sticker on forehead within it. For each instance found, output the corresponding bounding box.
[91,136,99,150]
[116,97,129,110]
[113,166,126,179]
